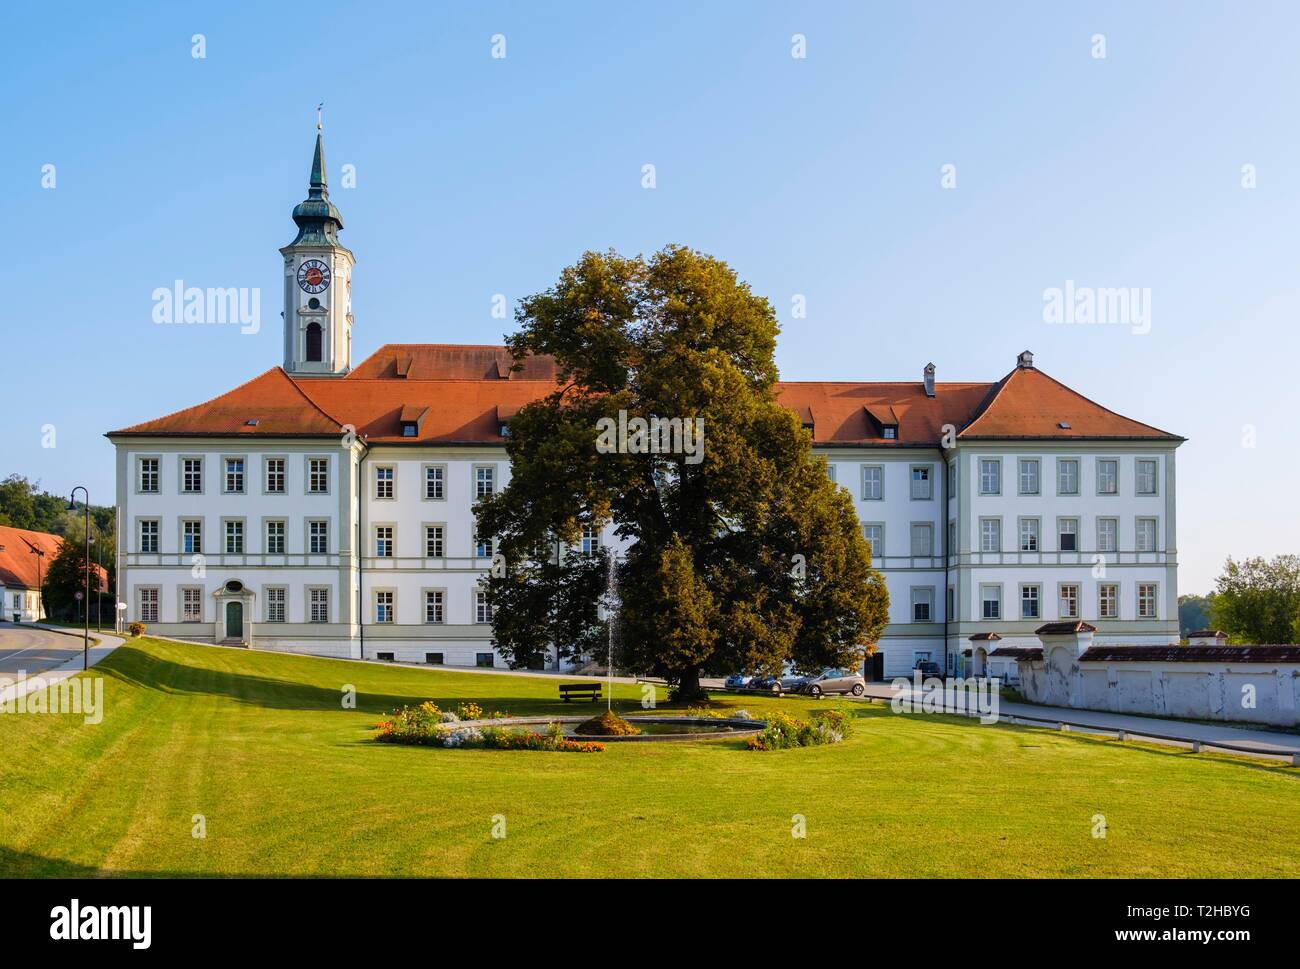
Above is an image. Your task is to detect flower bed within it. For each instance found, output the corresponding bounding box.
[374,702,603,752]
[481,722,605,753]
[746,710,852,750]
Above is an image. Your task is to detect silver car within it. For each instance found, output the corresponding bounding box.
[801,667,866,697]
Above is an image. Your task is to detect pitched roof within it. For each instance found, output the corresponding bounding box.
[107,347,1184,447]
[1035,621,1099,635]
[774,381,994,446]
[958,366,1182,441]
[110,368,346,438]
[296,379,558,444]
[0,526,104,592]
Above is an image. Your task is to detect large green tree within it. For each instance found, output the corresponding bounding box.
[1210,555,1300,644]
[475,246,889,698]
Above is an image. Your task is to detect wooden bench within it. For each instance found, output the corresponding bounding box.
[559,683,602,703]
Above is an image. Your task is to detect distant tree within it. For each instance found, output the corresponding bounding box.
[476,246,889,699]
[0,475,37,529]
[1177,594,1214,638]
[0,475,114,538]
[43,539,92,619]
[1210,555,1300,644]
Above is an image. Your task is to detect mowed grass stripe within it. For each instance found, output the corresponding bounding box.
[0,637,1296,877]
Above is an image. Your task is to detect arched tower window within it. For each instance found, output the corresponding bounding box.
[305,322,322,362]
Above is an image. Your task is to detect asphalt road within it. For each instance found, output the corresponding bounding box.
[0,624,94,676]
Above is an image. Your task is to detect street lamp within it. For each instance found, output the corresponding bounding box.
[68,487,90,670]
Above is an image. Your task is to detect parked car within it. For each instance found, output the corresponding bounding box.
[750,665,802,693]
[724,673,754,689]
[913,659,944,681]
[799,668,866,697]
[778,669,809,693]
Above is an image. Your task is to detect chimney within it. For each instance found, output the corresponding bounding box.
[923,362,936,397]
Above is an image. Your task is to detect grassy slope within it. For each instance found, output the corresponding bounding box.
[0,637,1296,878]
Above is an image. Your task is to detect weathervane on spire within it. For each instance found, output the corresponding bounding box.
[316,102,323,131]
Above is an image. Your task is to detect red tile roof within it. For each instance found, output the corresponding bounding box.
[107,347,1184,446]
[299,379,559,444]
[990,646,1043,661]
[348,344,559,381]
[112,369,346,438]
[959,366,1181,441]
[776,381,994,446]
[1035,621,1099,635]
[0,526,104,592]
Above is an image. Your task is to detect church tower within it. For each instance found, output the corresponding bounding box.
[281,118,354,376]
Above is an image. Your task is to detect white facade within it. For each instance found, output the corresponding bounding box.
[112,434,1179,673]
[110,132,1181,675]
[2,586,42,623]
[825,442,1178,677]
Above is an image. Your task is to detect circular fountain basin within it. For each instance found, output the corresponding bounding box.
[450,715,764,742]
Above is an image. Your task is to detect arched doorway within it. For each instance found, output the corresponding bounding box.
[973,647,988,676]
[214,579,253,645]
[225,600,243,640]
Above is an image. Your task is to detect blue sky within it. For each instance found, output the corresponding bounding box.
[2,1,1297,592]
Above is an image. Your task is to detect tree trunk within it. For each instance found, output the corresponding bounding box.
[673,666,708,703]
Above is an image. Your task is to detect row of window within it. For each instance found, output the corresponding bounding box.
[137,456,502,500]
[374,464,494,500]
[138,455,333,495]
[977,456,1158,497]
[139,515,605,559]
[830,457,1161,501]
[372,524,600,559]
[975,581,1159,621]
[862,514,1161,559]
[901,581,1160,623]
[975,515,1161,553]
[136,586,495,625]
[373,651,497,668]
[139,518,330,555]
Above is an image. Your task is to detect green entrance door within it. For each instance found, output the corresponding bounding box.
[225,600,243,639]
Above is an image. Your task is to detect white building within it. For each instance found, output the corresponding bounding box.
[0,525,66,623]
[109,131,1183,676]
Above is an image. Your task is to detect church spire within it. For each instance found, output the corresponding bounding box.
[308,104,328,199]
[287,112,344,246]
[280,114,355,378]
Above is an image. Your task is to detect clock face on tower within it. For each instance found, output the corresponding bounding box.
[297,259,331,294]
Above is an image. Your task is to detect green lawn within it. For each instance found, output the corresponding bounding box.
[1,636,1296,878]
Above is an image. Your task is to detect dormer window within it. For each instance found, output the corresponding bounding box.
[398,405,427,439]
[497,403,520,438]
[863,403,901,441]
